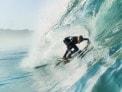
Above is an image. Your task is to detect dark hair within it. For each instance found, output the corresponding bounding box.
[63,38,71,45]
[65,38,70,42]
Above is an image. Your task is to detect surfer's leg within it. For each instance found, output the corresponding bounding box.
[68,44,79,58]
[63,50,68,58]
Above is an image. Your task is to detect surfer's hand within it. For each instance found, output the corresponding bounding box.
[88,40,90,44]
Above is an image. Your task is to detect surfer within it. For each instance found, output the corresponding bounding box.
[63,35,90,60]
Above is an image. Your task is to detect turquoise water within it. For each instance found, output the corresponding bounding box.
[0,50,37,92]
[0,0,122,92]
[52,0,122,91]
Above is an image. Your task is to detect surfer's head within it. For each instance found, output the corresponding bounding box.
[77,35,83,43]
[79,35,83,40]
[79,35,83,41]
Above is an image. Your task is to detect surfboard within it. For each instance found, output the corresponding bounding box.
[35,45,94,68]
[57,58,72,62]
[55,46,94,67]
[55,58,70,66]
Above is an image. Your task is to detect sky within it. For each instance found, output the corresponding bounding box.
[0,0,69,30]
[0,0,43,30]
[0,0,55,30]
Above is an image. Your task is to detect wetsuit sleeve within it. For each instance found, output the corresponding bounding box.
[83,38,90,42]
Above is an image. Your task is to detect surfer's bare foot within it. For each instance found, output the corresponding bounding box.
[62,57,68,60]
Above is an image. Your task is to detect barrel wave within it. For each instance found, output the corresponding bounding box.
[22,0,122,92]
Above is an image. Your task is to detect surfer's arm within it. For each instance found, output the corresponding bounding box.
[83,38,90,44]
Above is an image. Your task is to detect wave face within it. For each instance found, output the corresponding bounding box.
[55,0,122,92]
[22,0,122,92]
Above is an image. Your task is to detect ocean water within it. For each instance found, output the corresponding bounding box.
[26,0,121,92]
[0,33,38,92]
[0,0,122,92]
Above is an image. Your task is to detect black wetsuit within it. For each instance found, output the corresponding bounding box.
[63,36,84,58]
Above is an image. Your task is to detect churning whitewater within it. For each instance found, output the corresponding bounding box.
[21,0,122,92]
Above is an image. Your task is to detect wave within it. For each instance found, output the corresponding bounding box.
[21,0,122,92]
